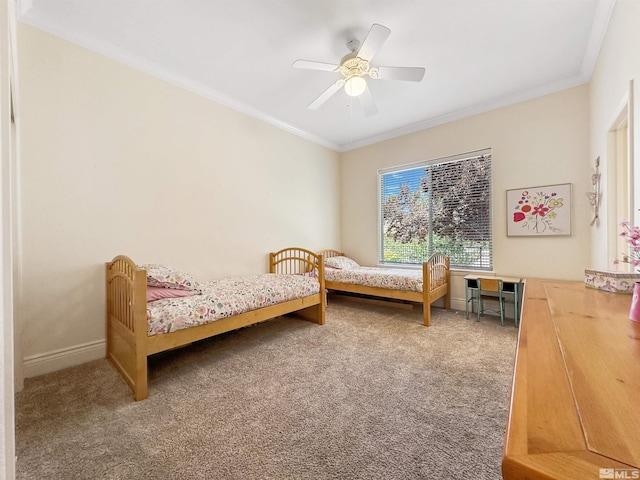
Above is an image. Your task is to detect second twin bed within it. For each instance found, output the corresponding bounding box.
[318,249,450,327]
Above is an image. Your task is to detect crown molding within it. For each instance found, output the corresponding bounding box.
[17,0,32,17]
[19,0,615,155]
[337,75,588,152]
[18,15,341,152]
[579,0,616,82]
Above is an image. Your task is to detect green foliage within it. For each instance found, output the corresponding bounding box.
[381,154,492,269]
[383,236,490,269]
[383,237,429,263]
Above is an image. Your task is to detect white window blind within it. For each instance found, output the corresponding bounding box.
[378,149,493,270]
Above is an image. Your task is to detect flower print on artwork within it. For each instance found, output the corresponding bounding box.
[512,189,566,234]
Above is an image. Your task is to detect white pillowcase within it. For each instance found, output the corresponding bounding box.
[324,256,360,270]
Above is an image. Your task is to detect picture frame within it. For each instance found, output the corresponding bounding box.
[506,183,572,236]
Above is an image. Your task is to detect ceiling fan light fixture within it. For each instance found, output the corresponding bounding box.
[344,76,367,97]
[294,23,424,113]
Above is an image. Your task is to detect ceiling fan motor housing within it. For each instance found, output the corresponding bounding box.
[339,55,370,79]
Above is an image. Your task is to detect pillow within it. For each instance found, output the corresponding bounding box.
[140,264,201,292]
[146,286,195,303]
[324,256,360,270]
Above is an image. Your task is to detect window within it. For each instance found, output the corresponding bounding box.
[378,149,493,270]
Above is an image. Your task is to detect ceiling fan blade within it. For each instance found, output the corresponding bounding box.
[356,24,391,62]
[373,66,426,82]
[293,59,339,72]
[308,80,344,110]
[358,85,378,116]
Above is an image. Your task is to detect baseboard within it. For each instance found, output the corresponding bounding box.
[450,297,466,311]
[23,340,106,378]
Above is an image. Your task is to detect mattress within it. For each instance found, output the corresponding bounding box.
[324,266,423,292]
[147,273,319,335]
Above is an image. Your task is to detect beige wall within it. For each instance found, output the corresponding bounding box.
[340,86,590,306]
[17,23,340,374]
[17,0,640,376]
[589,0,640,270]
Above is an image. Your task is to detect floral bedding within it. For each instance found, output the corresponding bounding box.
[147,274,320,336]
[325,266,423,292]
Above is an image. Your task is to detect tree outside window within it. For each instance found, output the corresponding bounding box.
[379,152,492,270]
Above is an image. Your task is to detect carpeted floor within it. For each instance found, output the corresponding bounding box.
[15,295,518,480]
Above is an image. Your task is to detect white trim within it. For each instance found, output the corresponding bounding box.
[606,87,633,268]
[449,297,467,312]
[14,0,33,16]
[635,76,640,229]
[23,340,105,378]
[580,0,616,82]
[628,79,635,219]
[18,5,614,155]
[1,0,17,477]
[17,0,32,18]
[349,0,617,153]
[341,76,587,151]
[16,17,341,153]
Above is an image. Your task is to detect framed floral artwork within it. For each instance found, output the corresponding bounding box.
[506,183,572,236]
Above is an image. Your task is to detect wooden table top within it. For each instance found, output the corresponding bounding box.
[502,279,640,480]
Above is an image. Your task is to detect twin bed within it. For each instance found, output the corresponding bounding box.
[106,247,450,400]
[318,250,450,327]
[106,247,325,401]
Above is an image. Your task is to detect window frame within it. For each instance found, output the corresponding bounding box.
[377,148,493,271]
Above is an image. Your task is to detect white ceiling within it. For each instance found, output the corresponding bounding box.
[18,0,615,152]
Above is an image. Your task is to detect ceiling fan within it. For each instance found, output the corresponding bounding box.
[293,24,425,116]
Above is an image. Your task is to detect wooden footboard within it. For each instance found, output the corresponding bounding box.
[270,247,326,325]
[423,253,450,326]
[318,250,450,326]
[105,256,148,401]
[106,248,326,401]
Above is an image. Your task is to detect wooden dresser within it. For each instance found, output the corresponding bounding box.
[502,279,640,480]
